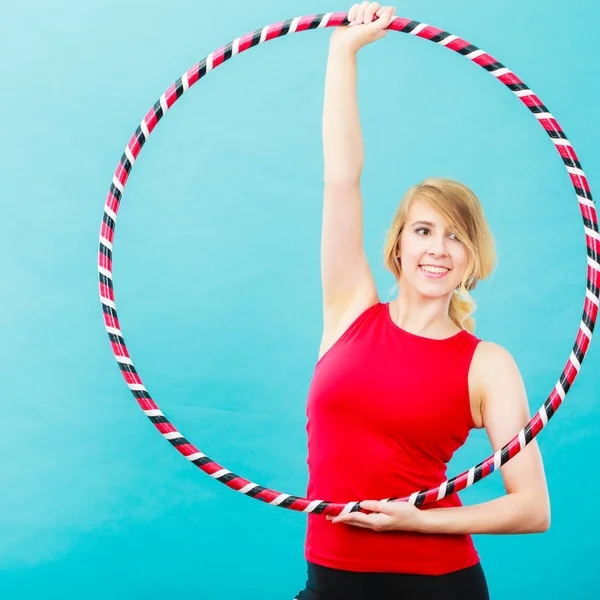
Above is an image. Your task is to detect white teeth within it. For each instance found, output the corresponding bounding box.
[420,266,449,274]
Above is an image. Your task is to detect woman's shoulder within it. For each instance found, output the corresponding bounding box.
[470,340,520,392]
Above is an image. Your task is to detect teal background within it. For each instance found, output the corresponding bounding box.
[1,0,598,597]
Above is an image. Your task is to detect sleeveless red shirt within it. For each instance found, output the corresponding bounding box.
[304,301,481,575]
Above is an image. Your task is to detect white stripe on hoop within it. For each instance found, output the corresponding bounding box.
[187,451,207,462]
[259,26,269,44]
[538,405,549,425]
[140,118,150,138]
[569,350,582,372]
[304,499,324,513]
[101,296,116,310]
[534,112,554,120]
[581,321,593,341]
[115,355,133,365]
[518,430,526,449]
[159,93,168,114]
[340,502,356,516]
[288,17,301,34]
[99,236,113,251]
[163,431,183,440]
[104,205,117,222]
[105,326,123,336]
[182,70,190,91]
[408,492,420,505]
[98,266,113,279]
[111,175,124,193]
[491,67,511,77]
[577,195,595,208]
[409,23,429,36]
[144,409,163,417]
[124,145,135,165]
[437,34,457,46]
[554,381,566,400]
[206,52,214,72]
[436,480,448,500]
[584,226,600,243]
[318,13,333,27]
[127,383,147,392]
[210,469,230,479]
[551,137,572,147]
[566,166,586,178]
[270,493,291,506]
[467,468,475,487]
[515,89,535,97]
[587,256,600,273]
[586,288,600,307]
[232,38,240,56]
[493,451,502,471]
[465,49,486,60]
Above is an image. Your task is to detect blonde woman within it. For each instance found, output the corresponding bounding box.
[294,3,550,599]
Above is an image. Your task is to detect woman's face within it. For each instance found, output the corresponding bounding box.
[398,198,470,298]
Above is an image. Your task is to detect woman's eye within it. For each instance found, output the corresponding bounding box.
[416,228,429,235]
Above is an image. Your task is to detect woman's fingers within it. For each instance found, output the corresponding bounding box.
[348,3,359,22]
[364,2,381,24]
[355,1,370,24]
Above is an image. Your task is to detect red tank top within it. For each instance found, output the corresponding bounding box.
[304,301,481,575]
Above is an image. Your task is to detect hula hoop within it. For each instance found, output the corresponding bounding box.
[98,13,599,516]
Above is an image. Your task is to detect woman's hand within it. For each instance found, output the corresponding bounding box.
[330,3,396,54]
[326,500,427,532]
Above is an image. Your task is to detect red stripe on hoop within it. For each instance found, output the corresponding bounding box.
[266,21,285,39]
[570,173,591,192]
[155,422,177,435]
[177,443,201,458]
[416,25,444,40]
[296,15,318,31]
[102,313,119,329]
[123,371,142,385]
[327,13,347,27]
[98,252,112,272]
[212,46,226,67]
[446,37,471,52]
[238,33,255,52]
[555,143,578,162]
[110,340,129,357]
[128,134,142,158]
[106,191,119,213]
[187,63,201,86]
[497,72,521,86]
[519,94,543,108]
[99,283,114,302]
[581,204,598,226]
[585,296,599,321]
[101,221,114,242]
[138,398,158,411]
[538,117,561,133]
[164,83,178,108]
[471,53,497,67]
[144,108,159,133]
[115,162,129,186]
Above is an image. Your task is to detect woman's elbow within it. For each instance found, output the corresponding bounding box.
[529,502,551,533]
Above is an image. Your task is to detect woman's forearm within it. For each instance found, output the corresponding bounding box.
[418,493,550,535]
[323,44,364,183]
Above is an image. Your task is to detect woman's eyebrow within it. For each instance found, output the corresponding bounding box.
[410,220,436,227]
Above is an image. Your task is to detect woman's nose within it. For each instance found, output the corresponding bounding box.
[427,236,449,255]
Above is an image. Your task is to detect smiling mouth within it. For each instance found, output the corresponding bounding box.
[419,265,450,277]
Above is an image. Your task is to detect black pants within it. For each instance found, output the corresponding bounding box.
[295,561,490,600]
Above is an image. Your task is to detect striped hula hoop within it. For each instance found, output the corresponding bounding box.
[99,13,599,517]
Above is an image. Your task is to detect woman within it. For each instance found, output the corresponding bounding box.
[294,3,551,599]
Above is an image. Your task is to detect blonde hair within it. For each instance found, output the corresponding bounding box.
[382,178,496,334]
